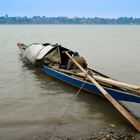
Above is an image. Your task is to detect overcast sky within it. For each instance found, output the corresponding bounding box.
[0,0,139,18]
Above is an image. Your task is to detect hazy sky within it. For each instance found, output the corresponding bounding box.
[0,0,139,17]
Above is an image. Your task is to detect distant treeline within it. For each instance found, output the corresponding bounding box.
[0,15,140,24]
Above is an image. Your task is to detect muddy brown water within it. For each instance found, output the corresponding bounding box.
[0,25,140,139]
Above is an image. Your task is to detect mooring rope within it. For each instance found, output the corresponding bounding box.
[49,80,86,139]
[58,81,86,123]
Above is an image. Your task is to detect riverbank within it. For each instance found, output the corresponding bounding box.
[30,125,140,140]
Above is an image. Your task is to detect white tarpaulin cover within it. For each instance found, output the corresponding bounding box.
[24,43,54,63]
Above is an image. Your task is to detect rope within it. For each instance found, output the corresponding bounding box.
[58,81,86,123]
[49,80,86,139]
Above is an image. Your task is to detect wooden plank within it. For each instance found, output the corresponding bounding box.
[65,51,140,132]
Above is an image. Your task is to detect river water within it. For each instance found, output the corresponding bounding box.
[0,25,140,139]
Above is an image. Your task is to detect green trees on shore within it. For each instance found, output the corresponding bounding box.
[0,15,140,24]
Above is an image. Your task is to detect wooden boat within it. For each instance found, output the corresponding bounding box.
[17,42,140,103]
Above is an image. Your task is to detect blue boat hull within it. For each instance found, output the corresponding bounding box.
[42,66,140,103]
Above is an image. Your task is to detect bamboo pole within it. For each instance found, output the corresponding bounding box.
[56,69,140,92]
[65,51,140,132]
[93,76,140,90]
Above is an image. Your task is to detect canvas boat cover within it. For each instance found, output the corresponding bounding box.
[24,43,54,63]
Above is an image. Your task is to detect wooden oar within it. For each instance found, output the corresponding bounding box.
[65,51,140,132]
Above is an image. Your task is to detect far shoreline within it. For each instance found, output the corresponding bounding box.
[0,24,140,25]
